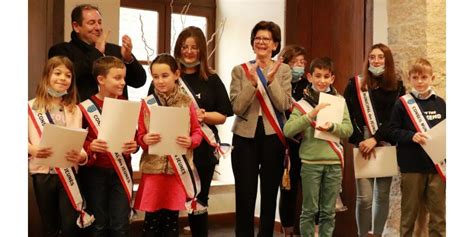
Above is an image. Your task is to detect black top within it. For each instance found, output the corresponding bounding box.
[285,77,309,118]
[389,93,445,173]
[48,32,146,101]
[181,72,234,166]
[344,77,405,145]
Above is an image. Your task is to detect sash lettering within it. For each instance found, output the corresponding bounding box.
[79,99,133,201]
[28,100,94,228]
[143,95,202,213]
[355,75,379,135]
[400,94,446,181]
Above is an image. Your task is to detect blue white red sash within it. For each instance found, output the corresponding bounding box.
[355,75,379,135]
[400,94,446,181]
[143,95,203,213]
[292,99,345,168]
[241,62,291,189]
[178,78,232,159]
[78,99,134,202]
[28,100,94,228]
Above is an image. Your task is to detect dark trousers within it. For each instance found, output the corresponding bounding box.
[232,118,285,237]
[188,142,217,236]
[142,209,179,237]
[278,140,302,228]
[32,173,80,237]
[79,166,130,237]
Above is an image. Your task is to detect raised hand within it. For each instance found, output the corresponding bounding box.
[308,103,330,119]
[266,57,283,84]
[95,29,110,54]
[121,34,133,62]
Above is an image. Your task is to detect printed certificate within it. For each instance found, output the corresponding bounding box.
[149,106,190,156]
[353,146,398,178]
[33,124,88,168]
[98,97,140,152]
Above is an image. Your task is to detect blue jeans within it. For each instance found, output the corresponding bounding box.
[79,166,130,237]
[300,164,342,237]
[355,177,392,236]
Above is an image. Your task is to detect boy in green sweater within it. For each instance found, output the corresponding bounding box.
[283,57,353,237]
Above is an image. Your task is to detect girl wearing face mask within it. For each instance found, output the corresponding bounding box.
[174,26,234,237]
[343,43,405,237]
[28,56,92,237]
[277,45,308,236]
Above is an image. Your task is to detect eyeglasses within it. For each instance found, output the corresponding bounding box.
[254,36,272,44]
[181,45,199,52]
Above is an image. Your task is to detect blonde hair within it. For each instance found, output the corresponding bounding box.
[33,56,78,113]
[408,58,433,76]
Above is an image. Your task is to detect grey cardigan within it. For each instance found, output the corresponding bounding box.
[229,62,292,138]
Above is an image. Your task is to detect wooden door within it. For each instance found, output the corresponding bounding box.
[286,0,373,236]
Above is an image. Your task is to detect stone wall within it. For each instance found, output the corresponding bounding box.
[383,1,446,237]
[387,0,446,99]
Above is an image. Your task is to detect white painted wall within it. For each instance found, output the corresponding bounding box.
[64,0,120,44]
[373,0,388,44]
[215,0,286,220]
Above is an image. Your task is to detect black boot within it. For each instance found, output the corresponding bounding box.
[188,212,208,237]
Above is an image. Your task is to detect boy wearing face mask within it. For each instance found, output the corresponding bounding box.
[284,57,353,237]
[389,58,446,236]
[278,45,309,236]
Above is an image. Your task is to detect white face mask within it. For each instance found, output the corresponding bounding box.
[368,65,385,77]
[179,58,201,68]
[412,87,433,99]
[47,87,68,97]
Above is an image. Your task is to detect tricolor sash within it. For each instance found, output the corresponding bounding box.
[143,94,202,213]
[400,94,446,181]
[292,99,345,168]
[178,78,232,159]
[292,98,347,211]
[78,99,134,202]
[241,62,291,189]
[28,100,94,228]
[355,75,379,135]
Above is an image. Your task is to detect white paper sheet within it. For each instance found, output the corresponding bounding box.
[421,119,446,163]
[149,106,190,156]
[98,97,141,152]
[314,93,345,142]
[353,146,398,179]
[32,124,88,168]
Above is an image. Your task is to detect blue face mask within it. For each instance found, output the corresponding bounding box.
[47,87,68,97]
[368,65,385,77]
[291,66,305,82]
